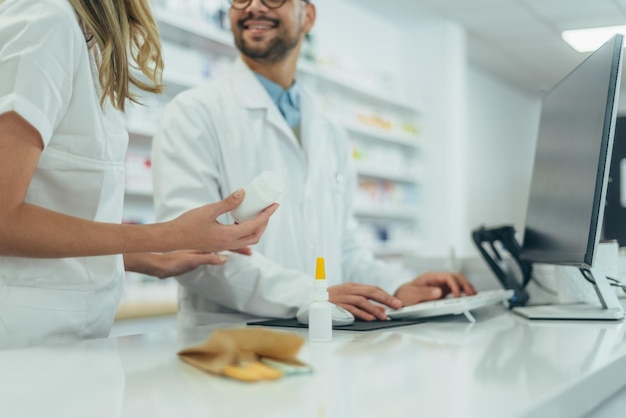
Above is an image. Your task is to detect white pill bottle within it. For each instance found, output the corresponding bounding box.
[231,170,285,223]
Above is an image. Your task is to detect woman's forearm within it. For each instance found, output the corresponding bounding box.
[0,203,177,258]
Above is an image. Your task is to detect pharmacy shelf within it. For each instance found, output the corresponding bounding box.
[353,205,417,221]
[125,117,420,155]
[297,61,420,113]
[154,8,237,56]
[370,242,420,257]
[345,122,420,148]
[162,70,205,90]
[131,67,202,92]
[355,165,420,184]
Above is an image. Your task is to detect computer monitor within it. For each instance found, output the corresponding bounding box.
[514,34,625,320]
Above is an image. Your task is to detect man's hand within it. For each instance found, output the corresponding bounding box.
[328,282,402,321]
[394,272,476,306]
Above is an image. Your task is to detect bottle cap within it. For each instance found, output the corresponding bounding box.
[249,170,285,203]
[315,257,325,280]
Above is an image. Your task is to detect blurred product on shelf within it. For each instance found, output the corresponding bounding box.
[214,6,231,30]
[125,94,168,135]
[355,179,418,208]
[153,0,231,32]
[161,41,214,86]
[125,152,153,196]
[312,58,401,100]
[355,221,421,257]
[313,89,420,139]
[357,113,392,131]
[351,140,419,178]
[301,32,317,62]
[403,122,420,136]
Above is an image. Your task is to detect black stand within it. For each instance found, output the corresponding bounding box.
[472,225,530,307]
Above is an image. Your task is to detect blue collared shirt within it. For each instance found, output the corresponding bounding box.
[254,73,301,128]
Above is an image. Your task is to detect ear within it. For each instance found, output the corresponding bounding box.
[302,2,316,34]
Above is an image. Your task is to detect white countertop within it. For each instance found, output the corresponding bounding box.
[2,305,626,418]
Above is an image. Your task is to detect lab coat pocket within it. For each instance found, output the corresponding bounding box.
[0,285,89,348]
[320,172,346,237]
[0,255,94,288]
[26,146,106,220]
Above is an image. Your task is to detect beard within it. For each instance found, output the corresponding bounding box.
[234,15,302,63]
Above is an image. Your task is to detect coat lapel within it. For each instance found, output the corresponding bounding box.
[230,59,299,150]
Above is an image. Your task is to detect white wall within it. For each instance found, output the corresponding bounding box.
[463,67,541,255]
[398,21,469,257]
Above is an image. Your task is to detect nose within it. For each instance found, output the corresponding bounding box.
[242,0,270,13]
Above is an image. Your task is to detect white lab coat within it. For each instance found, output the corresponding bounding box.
[0,0,125,348]
[152,59,414,327]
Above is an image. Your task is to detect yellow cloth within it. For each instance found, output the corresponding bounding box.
[177,328,309,382]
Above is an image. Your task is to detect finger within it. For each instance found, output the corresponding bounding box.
[407,286,443,305]
[236,224,266,247]
[262,202,280,216]
[453,273,477,295]
[193,253,228,265]
[338,304,376,321]
[341,295,389,320]
[336,283,402,309]
[441,273,463,297]
[233,204,280,246]
[231,247,252,256]
[212,189,246,216]
[351,285,402,310]
[231,203,279,240]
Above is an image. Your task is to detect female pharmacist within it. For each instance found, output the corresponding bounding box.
[0,0,277,349]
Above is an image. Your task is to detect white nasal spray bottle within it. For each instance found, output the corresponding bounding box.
[231,170,284,223]
[309,257,332,342]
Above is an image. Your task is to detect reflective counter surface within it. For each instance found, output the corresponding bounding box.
[3,305,626,418]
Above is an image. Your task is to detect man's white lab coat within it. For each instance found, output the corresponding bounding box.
[152,59,413,327]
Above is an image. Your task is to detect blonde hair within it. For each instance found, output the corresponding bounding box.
[68,0,164,111]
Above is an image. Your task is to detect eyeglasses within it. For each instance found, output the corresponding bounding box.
[228,0,309,11]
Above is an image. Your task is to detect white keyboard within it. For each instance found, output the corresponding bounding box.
[386,289,514,323]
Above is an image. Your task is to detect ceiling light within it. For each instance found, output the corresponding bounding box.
[562,25,626,53]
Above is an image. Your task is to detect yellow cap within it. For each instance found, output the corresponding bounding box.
[315,257,325,280]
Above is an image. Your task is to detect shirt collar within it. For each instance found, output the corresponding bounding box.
[254,72,301,127]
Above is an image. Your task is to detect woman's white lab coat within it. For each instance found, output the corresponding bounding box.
[152,59,412,327]
[0,0,125,348]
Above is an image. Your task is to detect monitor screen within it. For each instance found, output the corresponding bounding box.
[520,34,623,267]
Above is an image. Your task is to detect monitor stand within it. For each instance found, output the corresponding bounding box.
[512,268,625,321]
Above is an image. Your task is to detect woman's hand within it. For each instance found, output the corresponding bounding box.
[123,248,252,279]
[168,189,279,253]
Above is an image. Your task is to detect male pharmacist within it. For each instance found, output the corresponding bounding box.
[152,0,476,326]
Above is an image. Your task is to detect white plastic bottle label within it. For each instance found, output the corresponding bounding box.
[231,170,284,223]
[308,301,332,341]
